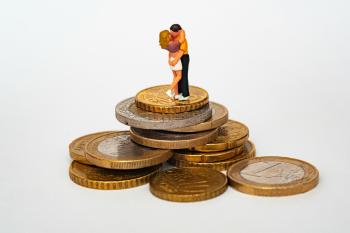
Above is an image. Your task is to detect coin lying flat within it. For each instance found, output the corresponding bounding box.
[85,131,173,169]
[173,145,244,163]
[69,131,115,165]
[116,97,212,130]
[130,127,218,149]
[169,141,256,171]
[227,156,319,196]
[193,120,249,152]
[135,85,209,114]
[168,102,228,133]
[150,167,228,202]
[69,161,161,190]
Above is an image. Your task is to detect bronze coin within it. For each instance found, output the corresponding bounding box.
[69,131,115,165]
[169,141,256,171]
[227,156,319,196]
[135,85,209,113]
[69,161,161,190]
[173,145,244,163]
[85,131,173,169]
[168,102,229,133]
[150,167,228,202]
[129,127,219,149]
[115,97,212,130]
[193,120,249,152]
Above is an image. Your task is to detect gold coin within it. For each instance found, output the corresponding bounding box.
[69,131,115,165]
[135,85,209,114]
[168,102,229,133]
[227,156,319,196]
[173,145,244,163]
[69,161,161,190]
[85,131,173,169]
[150,167,228,202]
[130,127,218,149]
[193,120,249,152]
[169,141,256,171]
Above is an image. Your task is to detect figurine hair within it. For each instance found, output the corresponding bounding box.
[170,24,182,32]
[159,30,170,49]
[167,41,180,53]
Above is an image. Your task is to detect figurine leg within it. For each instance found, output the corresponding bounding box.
[171,71,182,96]
[179,54,190,97]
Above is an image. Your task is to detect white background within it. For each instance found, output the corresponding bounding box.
[1,0,349,232]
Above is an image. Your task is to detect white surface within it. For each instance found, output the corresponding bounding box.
[1,1,349,232]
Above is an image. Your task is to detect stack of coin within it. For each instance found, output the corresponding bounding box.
[68,131,172,190]
[115,85,227,150]
[68,84,319,201]
[169,120,255,171]
[114,85,256,172]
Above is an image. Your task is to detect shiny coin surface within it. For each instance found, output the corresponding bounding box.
[130,127,218,149]
[168,102,228,133]
[150,167,228,202]
[85,131,173,169]
[69,161,161,190]
[116,97,212,130]
[169,141,256,171]
[193,120,249,152]
[135,85,209,114]
[69,131,115,165]
[227,156,319,196]
[173,145,244,163]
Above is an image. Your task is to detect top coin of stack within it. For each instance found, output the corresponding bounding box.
[135,85,209,114]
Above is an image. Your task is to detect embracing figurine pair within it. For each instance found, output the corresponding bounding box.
[159,24,190,101]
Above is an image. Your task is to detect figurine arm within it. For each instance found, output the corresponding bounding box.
[170,50,184,66]
[174,50,184,61]
[168,53,172,65]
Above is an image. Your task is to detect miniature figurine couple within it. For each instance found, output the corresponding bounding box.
[159,24,190,101]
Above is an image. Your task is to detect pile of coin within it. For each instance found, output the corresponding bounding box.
[69,85,319,201]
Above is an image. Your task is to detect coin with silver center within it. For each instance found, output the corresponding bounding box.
[69,131,115,165]
[85,131,173,169]
[227,156,319,196]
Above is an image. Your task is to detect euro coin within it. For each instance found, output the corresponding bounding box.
[115,97,212,130]
[168,102,228,133]
[69,161,161,190]
[85,131,173,169]
[193,120,249,152]
[169,141,256,171]
[135,85,209,113]
[150,167,227,202]
[227,156,319,196]
[69,131,115,165]
[173,145,244,163]
[130,127,218,149]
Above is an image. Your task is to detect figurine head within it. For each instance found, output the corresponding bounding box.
[167,41,180,53]
[159,30,171,49]
[170,24,182,37]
